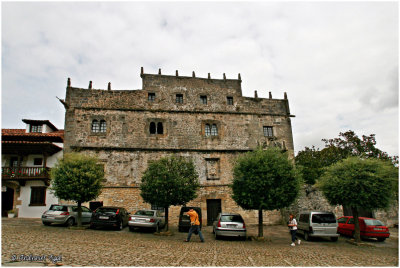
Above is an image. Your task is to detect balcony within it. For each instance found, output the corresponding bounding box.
[2,167,51,186]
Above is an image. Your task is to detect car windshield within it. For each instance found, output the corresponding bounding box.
[364,219,384,226]
[220,215,244,222]
[135,210,155,216]
[312,213,336,223]
[96,207,118,213]
[49,205,68,212]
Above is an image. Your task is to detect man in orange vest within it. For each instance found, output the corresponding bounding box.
[184,208,205,242]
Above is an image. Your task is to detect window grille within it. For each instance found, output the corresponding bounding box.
[205,124,211,136]
[263,126,273,137]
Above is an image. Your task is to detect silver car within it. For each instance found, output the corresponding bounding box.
[297,211,339,241]
[42,204,93,227]
[128,209,165,232]
[213,213,247,240]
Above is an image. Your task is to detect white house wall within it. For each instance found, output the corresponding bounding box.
[17,181,59,218]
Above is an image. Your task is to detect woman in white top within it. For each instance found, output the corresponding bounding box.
[288,214,301,246]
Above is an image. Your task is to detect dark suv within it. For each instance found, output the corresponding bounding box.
[90,206,130,230]
[178,207,202,232]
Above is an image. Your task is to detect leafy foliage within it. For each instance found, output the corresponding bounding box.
[50,153,104,227]
[231,147,300,237]
[140,155,200,230]
[51,153,104,203]
[296,130,398,185]
[317,156,398,242]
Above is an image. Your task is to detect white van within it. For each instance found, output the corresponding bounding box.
[297,211,339,242]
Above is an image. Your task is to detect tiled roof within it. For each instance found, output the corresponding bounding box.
[2,129,64,138]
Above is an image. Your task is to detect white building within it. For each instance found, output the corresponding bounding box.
[2,119,63,218]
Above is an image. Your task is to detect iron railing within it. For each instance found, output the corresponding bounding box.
[2,167,51,179]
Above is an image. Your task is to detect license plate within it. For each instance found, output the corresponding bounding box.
[227,224,236,228]
[47,216,55,219]
[136,219,146,222]
[99,216,109,220]
[374,228,383,231]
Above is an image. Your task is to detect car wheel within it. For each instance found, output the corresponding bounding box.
[155,223,159,233]
[117,221,123,231]
[43,222,51,226]
[331,237,338,242]
[214,232,219,240]
[304,232,310,241]
[66,218,74,227]
[377,237,386,242]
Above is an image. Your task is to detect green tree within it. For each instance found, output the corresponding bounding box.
[296,130,398,185]
[317,157,398,243]
[140,155,200,231]
[231,147,301,237]
[51,153,104,227]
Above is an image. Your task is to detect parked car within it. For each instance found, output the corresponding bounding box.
[178,207,202,232]
[297,211,339,241]
[213,213,246,240]
[42,204,93,227]
[337,216,390,241]
[128,209,165,232]
[90,206,129,230]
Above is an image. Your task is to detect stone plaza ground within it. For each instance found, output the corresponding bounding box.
[1,218,398,266]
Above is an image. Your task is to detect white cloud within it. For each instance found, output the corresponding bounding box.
[2,1,398,156]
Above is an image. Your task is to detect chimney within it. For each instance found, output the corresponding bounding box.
[284,92,287,99]
[254,90,258,98]
[223,73,226,81]
[176,70,179,76]
[158,68,161,75]
[192,71,196,77]
[89,81,92,89]
[108,82,111,91]
[140,67,144,77]
[208,73,211,79]
[269,92,272,99]
[67,78,71,87]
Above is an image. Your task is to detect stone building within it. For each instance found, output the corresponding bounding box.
[62,68,295,226]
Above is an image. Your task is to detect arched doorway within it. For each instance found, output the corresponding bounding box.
[2,187,14,217]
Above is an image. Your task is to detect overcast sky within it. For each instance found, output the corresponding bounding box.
[1,1,398,156]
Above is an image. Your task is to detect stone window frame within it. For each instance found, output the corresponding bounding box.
[147,119,167,137]
[205,158,221,180]
[227,96,234,105]
[90,116,107,136]
[202,120,221,138]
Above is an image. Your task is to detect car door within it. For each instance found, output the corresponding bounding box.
[81,206,93,223]
[337,217,348,234]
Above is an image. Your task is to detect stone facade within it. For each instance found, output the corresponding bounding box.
[63,69,295,226]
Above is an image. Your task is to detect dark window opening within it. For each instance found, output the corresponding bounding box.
[157,122,163,134]
[10,157,19,168]
[33,158,43,166]
[205,124,211,136]
[99,120,106,132]
[227,96,233,105]
[30,187,46,206]
[200,95,207,104]
[176,94,183,103]
[30,125,42,133]
[148,93,156,102]
[91,120,100,132]
[149,122,156,134]
[263,126,273,137]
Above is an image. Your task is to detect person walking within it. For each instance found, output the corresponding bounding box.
[288,214,300,246]
[184,208,205,242]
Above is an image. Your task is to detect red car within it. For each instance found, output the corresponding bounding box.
[337,216,390,241]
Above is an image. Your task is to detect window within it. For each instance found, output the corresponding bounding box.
[263,126,273,137]
[176,94,183,104]
[30,187,46,206]
[149,122,164,135]
[33,158,43,166]
[148,93,156,102]
[91,120,100,132]
[10,157,19,168]
[211,124,218,136]
[205,124,211,136]
[200,95,207,104]
[157,122,163,134]
[99,120,107,132]
[227,96,233,105]
[337,217,349,224]
[30,125,42,133]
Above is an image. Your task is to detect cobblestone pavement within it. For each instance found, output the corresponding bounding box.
[2,218,398,266]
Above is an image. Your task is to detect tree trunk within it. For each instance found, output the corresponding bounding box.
[258,209,263,237]
[77,201,82,227]
[351,207,361,243]
[164,206,169,231]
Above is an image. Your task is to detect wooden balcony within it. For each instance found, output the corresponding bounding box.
[2,167,51,186]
